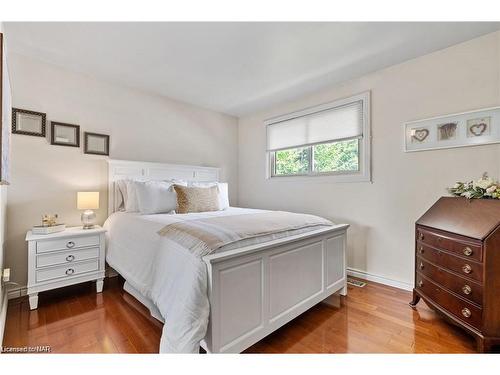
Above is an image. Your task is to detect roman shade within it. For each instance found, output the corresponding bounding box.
[266,100,364,151]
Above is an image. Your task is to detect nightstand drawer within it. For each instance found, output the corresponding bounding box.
[36,247,100,268]
[36,235,100,253]
[35,259,99,283]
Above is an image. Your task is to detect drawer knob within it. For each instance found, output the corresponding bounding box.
[419,246,424,254]
[462,285,472,295]
[463,247,473,257]
[66,255,75,262]
[65,268,75,275]
[418,280,424,287]
[461,308,471,318]
[419,262,424,270]
[418,232,424,241]
[462,264,472,274]
[66,241,75,249]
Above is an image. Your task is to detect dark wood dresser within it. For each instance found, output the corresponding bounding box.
[410,196,500,352]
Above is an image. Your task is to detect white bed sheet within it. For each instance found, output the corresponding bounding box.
[104,207,331,353]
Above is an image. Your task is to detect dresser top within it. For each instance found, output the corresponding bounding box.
[26,225,106,241]
[417,197,500,240]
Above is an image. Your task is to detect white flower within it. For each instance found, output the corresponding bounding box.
[474,177,494,190]
[463,191,473,199]
[453,183,461,189]
[486,185,497,194]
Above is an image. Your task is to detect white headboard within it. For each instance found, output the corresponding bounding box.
[107,159,220,215]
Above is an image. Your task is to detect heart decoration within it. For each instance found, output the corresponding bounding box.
[470,123,487,136]
[412,128,429,142]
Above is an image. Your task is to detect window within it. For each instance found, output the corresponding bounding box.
[266,92,370,181]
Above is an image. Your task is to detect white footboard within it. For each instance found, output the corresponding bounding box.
[201,224,348,353]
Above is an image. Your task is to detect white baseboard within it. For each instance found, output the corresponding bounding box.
[7,285,27,300]
[0,290,8,344]
[347,267,413,291]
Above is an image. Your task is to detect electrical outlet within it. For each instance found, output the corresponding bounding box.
[2,268,10,282]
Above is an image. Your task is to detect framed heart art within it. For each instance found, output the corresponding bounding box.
[404,106,500,152]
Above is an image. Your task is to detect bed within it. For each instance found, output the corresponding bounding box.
[104,159,349,353]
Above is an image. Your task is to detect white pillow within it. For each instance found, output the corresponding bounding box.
[190,182,229,210]
[124,180,140,212]
[115,180,128,211]
[135,181,178,215]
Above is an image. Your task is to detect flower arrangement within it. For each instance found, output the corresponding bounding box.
[448,173,500,199]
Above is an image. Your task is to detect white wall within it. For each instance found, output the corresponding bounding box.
[238,31,500,288]
[5,53,238,288]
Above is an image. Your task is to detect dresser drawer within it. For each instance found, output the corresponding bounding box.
[36,235,100,253]
[35,259,99,283]
[416,257,483,305]
[416,274,482,329]
[36,247,100,268]
[417,243,483,282]
[416,227,482,262]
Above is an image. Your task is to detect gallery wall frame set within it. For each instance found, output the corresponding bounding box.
[404,106,500,152]
[11,107,110,156]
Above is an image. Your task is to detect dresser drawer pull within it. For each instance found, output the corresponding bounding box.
[463,247,473,257]
[418,232,424,241]
[66,241,75,249]
[462,264,472,274]
[419,262,424,270]
[461,308,471,318]
[65,268,75,276]
[419,246,424,254]
[65,255,75,262]
[418,280,424,287]
[462,285,472,295]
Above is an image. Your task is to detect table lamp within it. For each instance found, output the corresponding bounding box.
[77,192,99,229]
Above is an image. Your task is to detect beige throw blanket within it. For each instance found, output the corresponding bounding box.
[157,211,333,257]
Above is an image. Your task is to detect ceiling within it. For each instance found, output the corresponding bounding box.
[4,22,500,116]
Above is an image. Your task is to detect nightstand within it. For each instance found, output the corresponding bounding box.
[26,226,106,310]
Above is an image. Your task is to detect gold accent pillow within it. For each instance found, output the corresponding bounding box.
[174,185,220,214]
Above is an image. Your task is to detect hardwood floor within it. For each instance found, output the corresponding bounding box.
[2,276,480,353]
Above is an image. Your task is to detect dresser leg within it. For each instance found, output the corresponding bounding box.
[28,293,38,310]
[96,278,104,293]
[476,337,494,353]
[409,290,420,308]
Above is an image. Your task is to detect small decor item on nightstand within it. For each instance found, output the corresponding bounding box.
[32,213,65,234]
[77,192,99,229]
[448,172,500,200]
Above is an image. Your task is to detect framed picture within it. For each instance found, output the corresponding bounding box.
[12,107,46,137]
[404,106,500,152]
[50,121,80,147]
[84,132,109,156]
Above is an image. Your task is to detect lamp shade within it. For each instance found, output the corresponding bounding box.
[77,192,99,210]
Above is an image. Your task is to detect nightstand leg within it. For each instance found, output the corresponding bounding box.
[29,293,38,310]
[340,285,348,296]
[96,278,104,293]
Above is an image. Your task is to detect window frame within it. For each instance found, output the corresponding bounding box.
[265,91,371,182]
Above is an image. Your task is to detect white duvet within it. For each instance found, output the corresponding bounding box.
[104,207,331,353]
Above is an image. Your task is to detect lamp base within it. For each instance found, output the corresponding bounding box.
[81,210,96,229]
